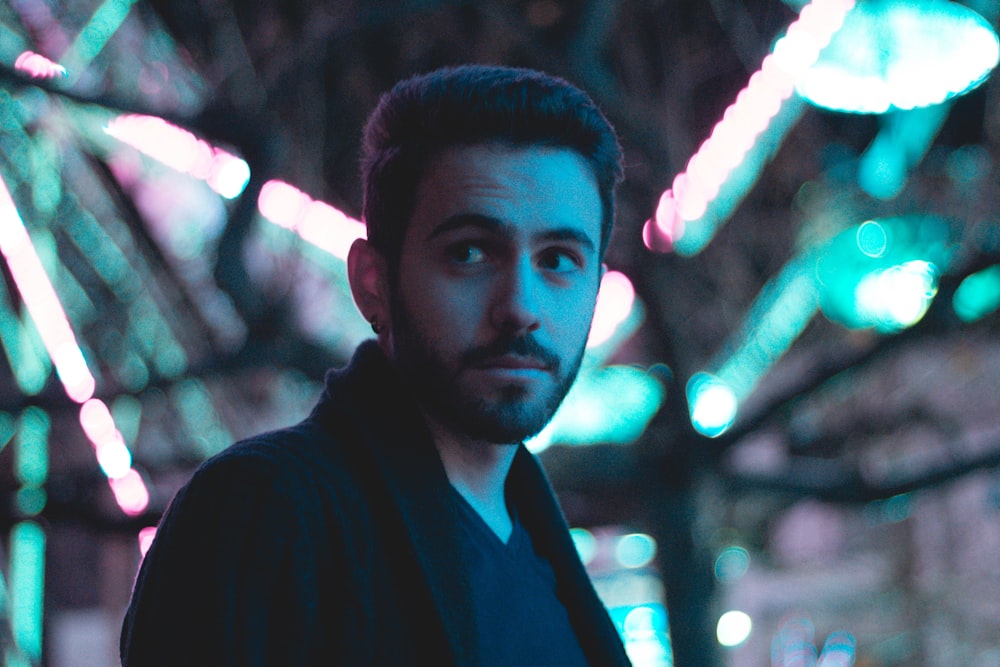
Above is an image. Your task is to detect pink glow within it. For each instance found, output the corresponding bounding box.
[257,179,365,260]
[138,526,158,557]
[80,398,133,479]
[109,469,150,516]
[588,270,636,347]
[0,177,96,402]
[14,51,67,79]
[104,115,250,199]
[0,175,150,515]
[645,0,856,253]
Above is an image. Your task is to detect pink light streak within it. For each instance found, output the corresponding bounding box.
[588,270,636,348]
[105,114,250,199]
[0,175,149,516]
[257,179,366,260]
[644,0,856,253]
[14,51,67,79]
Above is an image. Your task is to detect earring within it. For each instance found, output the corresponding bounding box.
[369,317,382,334]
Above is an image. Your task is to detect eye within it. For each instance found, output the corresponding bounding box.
[538,248,582,273]
[445,242,488,265]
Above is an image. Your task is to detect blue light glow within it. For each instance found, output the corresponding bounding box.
[687,373,739,438]
[953,264,1000,322]
[816,216,954,331]
[797,0,1000,113]
[715,546,751,583]
[615,533,658,569]
[9,521,46,662]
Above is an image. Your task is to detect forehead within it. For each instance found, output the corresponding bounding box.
[407,143,603,245]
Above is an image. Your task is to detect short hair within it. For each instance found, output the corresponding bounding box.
[360,64,624,275]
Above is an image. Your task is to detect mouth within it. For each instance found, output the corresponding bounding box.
[474,354,550,371]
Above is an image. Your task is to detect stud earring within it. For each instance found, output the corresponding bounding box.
[369,318,382,335]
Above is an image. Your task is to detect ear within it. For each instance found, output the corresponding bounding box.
[347,238,390,336]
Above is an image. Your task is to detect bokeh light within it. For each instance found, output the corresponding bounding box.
[715,546,751,583]
[644,0,855,255]
[257,179,365,260]
[105,114,250,199]
[687,372,739,437]
[615,533,658,569]
[953,264,1000,323]
[797,0,999,113]
[717,610,753,647]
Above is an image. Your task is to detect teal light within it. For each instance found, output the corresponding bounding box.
[9,521,46,663]
[171,379,233,459]
[15,408,49,489]
[953,265,1000,322]
[797,0,1000,113]
[527,365,666,451]
[816,216,954,331]
[687,372,738,438]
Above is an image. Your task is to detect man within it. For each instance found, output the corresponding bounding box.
[120,64,632,665]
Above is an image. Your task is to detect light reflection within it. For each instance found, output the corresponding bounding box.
[855,220,887,258]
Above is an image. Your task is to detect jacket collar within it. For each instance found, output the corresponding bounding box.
[311,341,478,665]
[311,341,630,666]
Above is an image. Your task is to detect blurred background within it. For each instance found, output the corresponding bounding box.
[1,0,999,665]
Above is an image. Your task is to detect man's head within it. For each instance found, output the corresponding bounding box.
[349,65,623,445]
[360,64,623,277]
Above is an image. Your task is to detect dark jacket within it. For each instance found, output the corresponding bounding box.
[121,341,631,666]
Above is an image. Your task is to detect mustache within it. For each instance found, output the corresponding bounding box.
[460,335,561,371]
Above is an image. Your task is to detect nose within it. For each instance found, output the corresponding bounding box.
[490,259,542,334]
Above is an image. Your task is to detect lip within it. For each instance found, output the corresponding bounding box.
[473,355,550,371]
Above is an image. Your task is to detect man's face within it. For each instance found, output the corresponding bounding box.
[388,143,604,444]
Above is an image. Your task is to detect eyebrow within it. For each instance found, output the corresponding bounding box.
[426,213,597,253]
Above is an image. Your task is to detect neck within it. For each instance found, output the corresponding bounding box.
[424,415,519,542]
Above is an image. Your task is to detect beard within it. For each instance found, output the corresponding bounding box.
[389,296,586,444]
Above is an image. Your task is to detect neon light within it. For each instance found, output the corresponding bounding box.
[14,51,67,79]
[61,0,139,79]
[645,0,856,255]
[0,175,149,515]
[797,0,999,114]
[588,270,636,348]
[0,177,96,402]
[9,521,45,662]
[105,114,250,199]
[80,398,134,479]
[257,179,366,260]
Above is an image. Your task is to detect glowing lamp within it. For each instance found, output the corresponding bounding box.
[797,0,1000,113]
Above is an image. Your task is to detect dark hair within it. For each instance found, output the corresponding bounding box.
[360,64,623,274]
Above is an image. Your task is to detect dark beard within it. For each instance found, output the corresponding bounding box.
[390,296,586,444]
